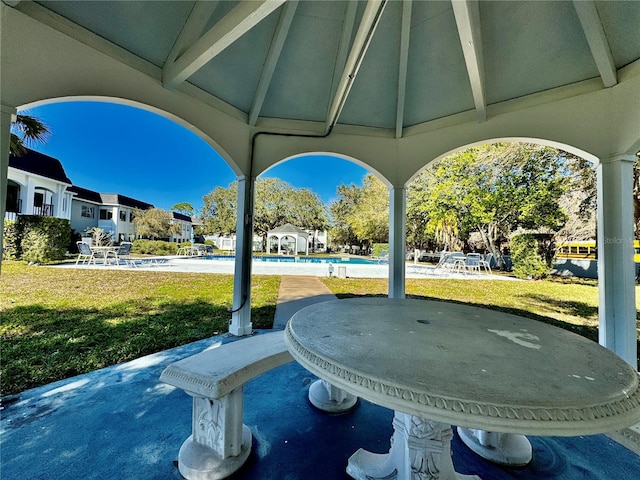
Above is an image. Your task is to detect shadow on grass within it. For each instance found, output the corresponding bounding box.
[1,300,276,396]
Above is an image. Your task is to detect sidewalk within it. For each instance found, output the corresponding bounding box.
[1,277,639,479]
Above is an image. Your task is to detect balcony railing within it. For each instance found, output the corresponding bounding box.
[33,203,54,216]
[4,199,22,221]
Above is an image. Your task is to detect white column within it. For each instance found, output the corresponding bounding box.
[25,177,35,215]
[1,105,16,272]
[597,155,637,369]
[388,185,406,298]
[229,176,254,336]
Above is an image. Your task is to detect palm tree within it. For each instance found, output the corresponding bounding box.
[10,114,50,156]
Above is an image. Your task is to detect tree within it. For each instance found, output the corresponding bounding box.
[329,183,362,247]
[171,202,196,217]
[411,143,572,267]
[201,183,238,235]
[329,174,389,250]
[346,174,388,246]
[10,114,50,156]
[133,208,181,240]
[200,178,328,250]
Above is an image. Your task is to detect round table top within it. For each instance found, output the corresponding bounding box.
[285,297,640,436]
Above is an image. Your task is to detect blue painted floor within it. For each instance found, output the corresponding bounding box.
[2,334,639,480]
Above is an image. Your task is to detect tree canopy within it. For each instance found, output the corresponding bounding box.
[201,178,328,249]
[10,114,50,156]
[132,208,181,240]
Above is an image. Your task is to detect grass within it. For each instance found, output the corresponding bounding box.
[0,261,280,396]
[3,261,639,397]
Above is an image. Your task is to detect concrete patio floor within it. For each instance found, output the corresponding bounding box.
[2,277,638,480]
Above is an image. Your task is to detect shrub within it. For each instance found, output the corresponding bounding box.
[511,233,549,280]
[19,216,71,263]
[2,219,20,260]
[372,243,389,257]
[131,239,179,256]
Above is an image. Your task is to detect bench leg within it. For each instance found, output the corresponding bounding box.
[457,428,532,466]
[308,379,357,413]
[178,387,252,480]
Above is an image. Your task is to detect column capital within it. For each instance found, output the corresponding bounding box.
[1,104,17,122]
[599,154,637,165]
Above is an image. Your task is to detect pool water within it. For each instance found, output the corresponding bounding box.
[201,255,385,265]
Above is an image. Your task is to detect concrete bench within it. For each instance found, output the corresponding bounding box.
[160,331,293,480]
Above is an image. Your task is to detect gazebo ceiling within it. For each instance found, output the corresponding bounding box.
[16,0,640,136]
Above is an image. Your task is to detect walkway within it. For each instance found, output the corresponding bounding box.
[1,277,638,480]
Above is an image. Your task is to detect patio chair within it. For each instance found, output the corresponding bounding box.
[76,241,96,265]
[106,242,132,265]
[438,252,466,271]
[479,253,493,273]
[464,253,482,273]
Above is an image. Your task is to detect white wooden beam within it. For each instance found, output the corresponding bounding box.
[325,0,388,132]
[163,0,286,89]
[395,0,412,139]
[249,1,298,126]
[573,0,617,88]
[452,0,486,122]
[164,1,221,68]
[326,1,358,115]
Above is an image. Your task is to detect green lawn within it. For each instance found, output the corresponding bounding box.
[0,262,280,396]
[2,261,639,397]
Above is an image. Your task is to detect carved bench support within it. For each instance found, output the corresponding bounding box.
[160,331,294,480]
[178,388,252,480]
[308,379,358,413]
[457,428,532,466]
[347,411,481,480]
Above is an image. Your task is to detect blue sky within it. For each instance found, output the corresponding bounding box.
[22,101,370,212]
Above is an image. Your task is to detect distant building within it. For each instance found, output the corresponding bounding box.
[6,148,191,243]
[6,149,74,221]
[170,212,193,243]
[68,186,154,242]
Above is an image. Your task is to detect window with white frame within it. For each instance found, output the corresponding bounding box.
[99,209,113,220]
[81,206,94,218]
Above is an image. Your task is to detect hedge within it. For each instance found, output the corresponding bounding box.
[16,216,71,263]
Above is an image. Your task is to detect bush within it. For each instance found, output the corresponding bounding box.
[19,216,71,263]
[131,239,179,256]
[2,219,20,260]
[511,234,549,280]
[372,243,389,257]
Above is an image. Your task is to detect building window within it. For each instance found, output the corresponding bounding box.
[99,209,113,220]
[34,191,44,208]
[120,210,127,221]
[81,206,94,218]
[129,211,135,222]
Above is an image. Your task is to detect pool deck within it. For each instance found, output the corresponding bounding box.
[56,256,517,280]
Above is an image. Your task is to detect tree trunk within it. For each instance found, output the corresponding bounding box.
[478,224,505,269]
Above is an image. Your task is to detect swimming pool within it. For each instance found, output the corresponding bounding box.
[199,255,385,265]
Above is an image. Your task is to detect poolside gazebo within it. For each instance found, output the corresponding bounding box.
[268,223,309,255]
[1,1,639,368]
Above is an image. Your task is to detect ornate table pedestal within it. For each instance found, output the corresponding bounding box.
[347,412,480,480]
[285,298,640,480]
